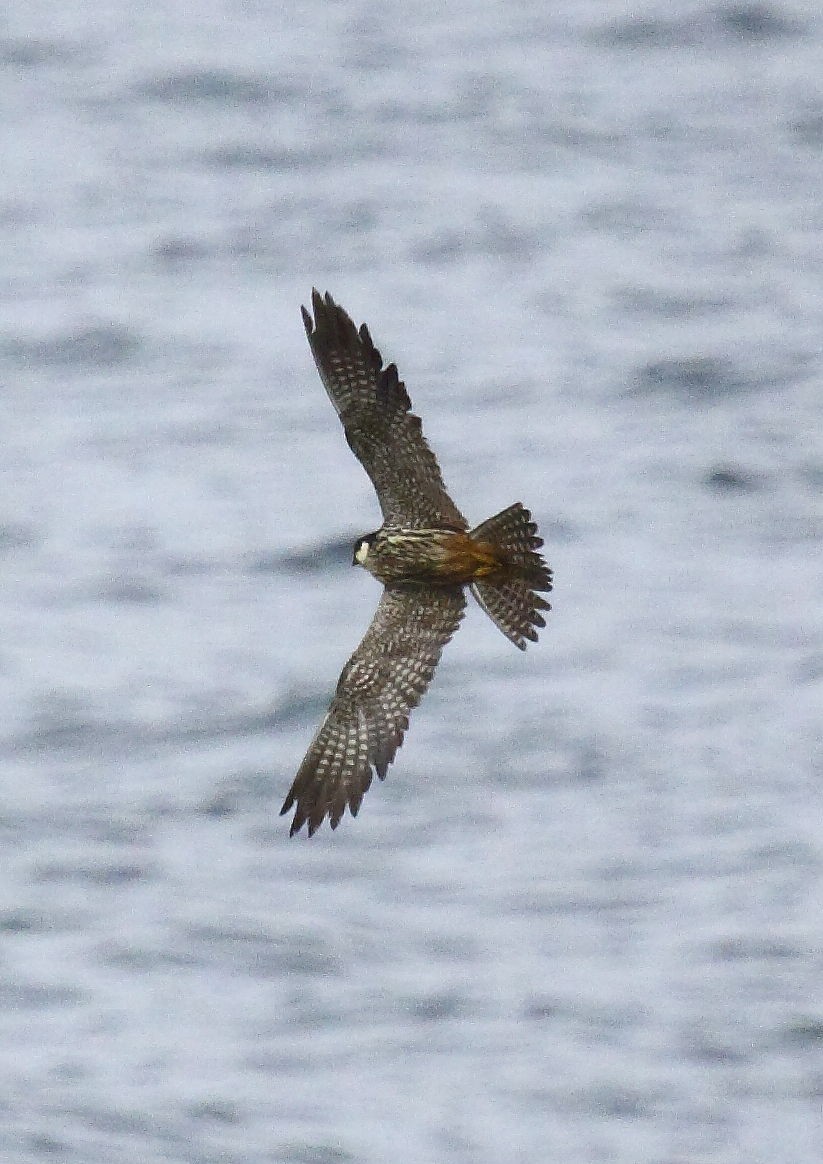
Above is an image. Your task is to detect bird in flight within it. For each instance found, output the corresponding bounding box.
[281,291,552,837]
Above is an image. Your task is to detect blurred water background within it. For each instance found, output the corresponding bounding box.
[2,1,822,1161]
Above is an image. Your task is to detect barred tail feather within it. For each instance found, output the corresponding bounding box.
[469,503,553,650]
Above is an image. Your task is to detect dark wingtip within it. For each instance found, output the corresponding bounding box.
[283,793,309,837]
[304,290,366,357]
[302,288,329,334]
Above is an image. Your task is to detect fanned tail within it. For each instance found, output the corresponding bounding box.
[469,503,552,650]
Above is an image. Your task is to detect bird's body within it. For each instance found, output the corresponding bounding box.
[354,526,503,586]
[281,290,553,837]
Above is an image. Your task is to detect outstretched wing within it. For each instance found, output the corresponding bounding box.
[302,289,467,530]
[281,584,466,837]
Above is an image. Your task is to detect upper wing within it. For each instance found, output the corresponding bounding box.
[302,289,468,530]
[281,583,466,837]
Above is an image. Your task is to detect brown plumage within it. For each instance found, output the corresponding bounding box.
[281,291,553,836]
[281,585,466,837]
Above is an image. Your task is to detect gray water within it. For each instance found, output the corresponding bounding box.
[2,2,822,1161]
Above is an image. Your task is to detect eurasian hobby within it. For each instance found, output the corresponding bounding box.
[281,290,552,836]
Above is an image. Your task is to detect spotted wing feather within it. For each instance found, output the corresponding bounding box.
[302,290,467,530]
[281,584,466,837]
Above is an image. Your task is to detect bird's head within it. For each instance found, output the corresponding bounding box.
[353,531,379,567]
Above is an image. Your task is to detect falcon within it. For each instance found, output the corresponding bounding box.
[281,290,552,836]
